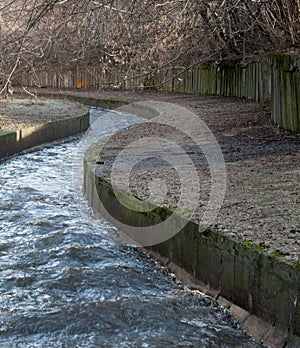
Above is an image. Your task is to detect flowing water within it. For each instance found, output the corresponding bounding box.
[0,108,264,347]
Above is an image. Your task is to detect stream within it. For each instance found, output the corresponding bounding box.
[0,108,264,347]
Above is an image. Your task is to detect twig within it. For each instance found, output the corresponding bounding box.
[22,86,37,99]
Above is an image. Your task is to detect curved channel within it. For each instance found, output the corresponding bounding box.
[0,108,263,347]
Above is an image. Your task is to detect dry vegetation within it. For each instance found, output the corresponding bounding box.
[0,0,299,93]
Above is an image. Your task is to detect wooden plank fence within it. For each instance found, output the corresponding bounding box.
[14,53,300,132]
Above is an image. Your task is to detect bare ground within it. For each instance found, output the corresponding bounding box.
[0,95,87,131]
[12,88,300,262]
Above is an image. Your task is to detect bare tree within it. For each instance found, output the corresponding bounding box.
[0,0,299,94]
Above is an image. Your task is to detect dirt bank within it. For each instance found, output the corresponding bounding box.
[0,95,87,131]
[21,88,300,263]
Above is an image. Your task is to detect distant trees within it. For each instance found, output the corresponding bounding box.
[0,0,63,93]
[0,0,299,94]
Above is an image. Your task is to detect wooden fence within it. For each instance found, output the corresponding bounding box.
[15,53,300,132]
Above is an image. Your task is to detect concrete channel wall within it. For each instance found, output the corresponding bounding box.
[84,159,300,348]
[0,112,89,160]
[82,110,300,348]
[16,53,300,133]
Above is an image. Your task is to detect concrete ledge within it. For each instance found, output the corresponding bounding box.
[84,147,300,348]
[36,91,129,110]
[0,111,89,160]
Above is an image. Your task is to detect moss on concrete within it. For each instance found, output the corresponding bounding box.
[84,137,300,343]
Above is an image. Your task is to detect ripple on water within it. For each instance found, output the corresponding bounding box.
[0,109,264,347]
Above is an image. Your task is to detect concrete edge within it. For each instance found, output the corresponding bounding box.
[30,90,300,348]
[35,91,130,109]
[145,249,290,348]
[0,109,90,160]
[83,139,300,348]
[35,91,161,121]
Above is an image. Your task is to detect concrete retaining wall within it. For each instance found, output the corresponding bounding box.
[0,111,89,160]
[84,137,300,348]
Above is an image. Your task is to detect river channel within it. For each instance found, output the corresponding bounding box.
[0,108,264,347]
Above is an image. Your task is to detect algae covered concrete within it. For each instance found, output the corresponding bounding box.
[36,89,298,257]
[80,91,299,347]
[84,142,300,347]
